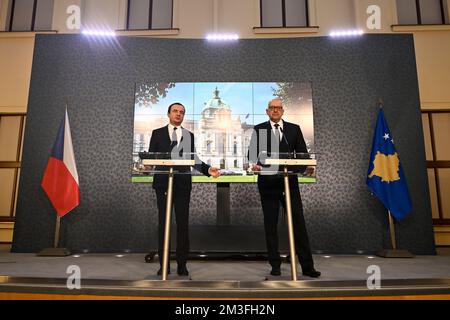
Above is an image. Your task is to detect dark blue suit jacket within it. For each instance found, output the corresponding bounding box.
[149,125,210,191]
[248,120,308,190]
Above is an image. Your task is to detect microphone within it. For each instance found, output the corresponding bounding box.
[279,126,290,146]
[278,126,292,159]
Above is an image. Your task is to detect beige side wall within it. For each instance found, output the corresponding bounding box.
[0,222,14,243]
[217,0,259,38]
[413,31,450,108]
[434,226,450,246]
[177,0,213,38]
[0,35,34,112]
[0,11,33,243]
[0,116,21,161]
[1,0,449,41]
[315,0,356,33]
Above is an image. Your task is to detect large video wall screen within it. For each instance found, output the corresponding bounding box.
[132,82,315,183]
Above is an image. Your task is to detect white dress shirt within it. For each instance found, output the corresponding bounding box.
[269,119,284,141]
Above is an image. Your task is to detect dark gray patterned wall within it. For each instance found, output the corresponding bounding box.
[12,34,435,254]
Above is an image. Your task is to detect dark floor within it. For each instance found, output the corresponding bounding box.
[2,244,450,298]
[1,247,450,281]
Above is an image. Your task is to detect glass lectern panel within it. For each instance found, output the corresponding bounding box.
[248,152,317,176]
[137,151,197,174]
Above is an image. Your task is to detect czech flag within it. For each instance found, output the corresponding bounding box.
[41,109,80,217]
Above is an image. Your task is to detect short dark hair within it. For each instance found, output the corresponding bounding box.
[167,102,185,113]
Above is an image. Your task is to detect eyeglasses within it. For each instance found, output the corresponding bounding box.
[268,106,283,111]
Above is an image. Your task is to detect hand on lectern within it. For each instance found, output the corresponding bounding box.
[304,166,315,176]
[208,167,221,178]
[251,164,262,172]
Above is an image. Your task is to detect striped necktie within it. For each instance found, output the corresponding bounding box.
[170,127,178,149]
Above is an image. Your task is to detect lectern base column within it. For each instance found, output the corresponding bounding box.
[283,167,298,281]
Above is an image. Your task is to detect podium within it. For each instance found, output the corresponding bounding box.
[261,152,317,281]
[140,152,195,280]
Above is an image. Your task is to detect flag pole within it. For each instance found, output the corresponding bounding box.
[378,98,384,108]
[388,211,397,250]
[54,215,61,248]
[377,211,413,258]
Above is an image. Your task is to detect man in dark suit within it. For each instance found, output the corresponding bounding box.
[248,98,320,278]
[149,102,220,276]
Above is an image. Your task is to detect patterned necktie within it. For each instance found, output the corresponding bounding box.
[171,127,178,149]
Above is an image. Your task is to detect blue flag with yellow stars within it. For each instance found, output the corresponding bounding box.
[366,109,412,221]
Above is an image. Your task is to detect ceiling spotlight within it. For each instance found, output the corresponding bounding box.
[329,29,364,38]
[206,33,239,41]
[82,30,116,37]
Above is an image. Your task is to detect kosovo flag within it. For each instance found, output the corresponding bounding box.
[366,109,412,221]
